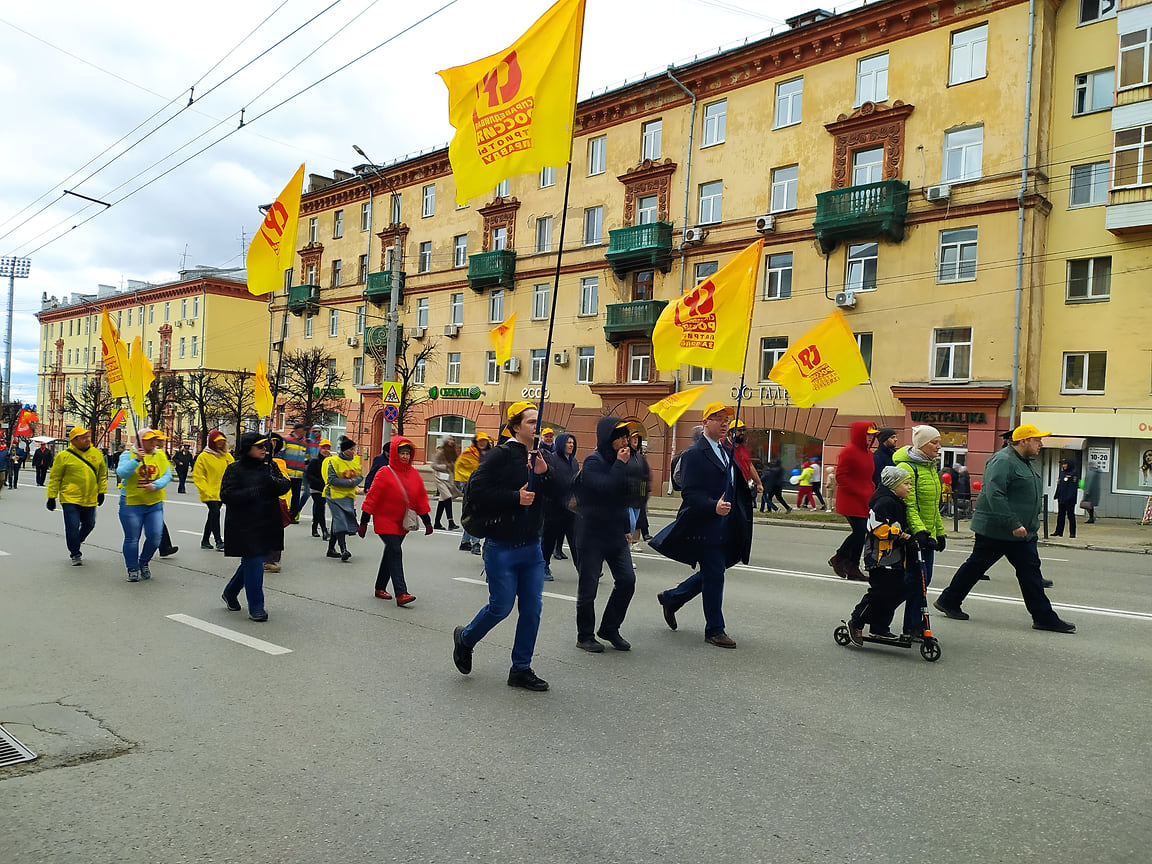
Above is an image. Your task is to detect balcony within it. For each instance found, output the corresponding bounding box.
[364,271,405,306]
[813,180,910,254]
[467,249,517,292]
[604,299,668,344]
[287,284,319,317]
[605,222,674,278]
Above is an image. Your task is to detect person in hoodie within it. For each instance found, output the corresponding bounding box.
[572,418,636,653]
[324,436,363,562]
[360,436,432,607]
[541,432,579,580]
[846,465,914,645]
[219,432,291,622]
[192,430,233,551]
[116,427,172,582]
[892,424,947,636]
[829,420,874,582]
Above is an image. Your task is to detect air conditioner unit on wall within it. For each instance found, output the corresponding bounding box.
[346,336,359,348]
[834,291,857,309]
[683,227,705,244]
[174,320,183,327]
[443,324,459,337]
[503,357,521,373]
[754,214,775,233]
[553,350,569,367]
[925,184,951,202]
[409,326,426,339]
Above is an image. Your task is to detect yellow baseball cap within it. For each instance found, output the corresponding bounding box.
[141,428,167,441]
[701,402,733,420]
[728,418,746,431]
[1011,423,1051,441]
[475,431,491,442]
[318,438,332,447]
[506,399,534,419]
[68,426,90,440]
[541,427,554,436]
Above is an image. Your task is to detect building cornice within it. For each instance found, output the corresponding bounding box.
[36,278,258,322]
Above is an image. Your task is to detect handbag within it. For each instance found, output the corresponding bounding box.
[1081,500,1094,512]
[389,467,422,532]
[279,498,292,528]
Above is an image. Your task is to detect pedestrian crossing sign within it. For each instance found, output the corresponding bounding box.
[382,382,401,405]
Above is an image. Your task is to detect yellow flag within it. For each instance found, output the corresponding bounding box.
[247,164,305,296]
[127,335,155,420]
[647,385,708,428]
[254,359,274,418]
[652,239,762,374]
[768,310,870,408]
[438,0,586,205]
[489,312,516,365]
[100,307,130,398]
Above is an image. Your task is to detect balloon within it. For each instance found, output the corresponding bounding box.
[972,480,982,492]
[1079,479,1084,489]
[789,475,799,485]
[941,472,952,484]
[791,468,801,476]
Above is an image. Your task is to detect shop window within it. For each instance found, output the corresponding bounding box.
[426,415,476,459]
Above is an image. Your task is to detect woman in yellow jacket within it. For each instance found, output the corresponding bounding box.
[45,426,108,565]
[116,427,172,582]
[324,435,363,562]
[192,429,233,551]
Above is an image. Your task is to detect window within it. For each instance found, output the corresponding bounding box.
[486,351,501,384]
[192,297,199,318]
[333,210,344,238]
[361,202,371,232]
[628,344,651,383]
[855,332,874,377]
[446,352,461,384]
[281,313,289,340]
[855,54,889,106]
[191,335,199,357]
[1121,29,1152,89]
[495,179,510,198]
[418,241,432,273]
[687,365,713,384]
[770,165,798,212]
[1080,0,1116,25]
[532,282,550,319]
[1075,68,1115,115]
[1067,257,1111,301]
[774,78,803,128]
[634,269,655,301]
[577,347,595,383]
[326,359,338,386]
[179,337,187,359]
[355,304,365,335]
[179,299,187,319]
[1113,125,1152,187]
[535,216,553,253]
[950,24,988,85]
[763,252,793,300]
[414,357,425,385]
[146,340,153,360]
[846,243,878,292]
[331,259,342,287]
[938,228,978,282]
[694,261,718,285]
[1070,162,1109,207]
[583,206,603,245]
[943,126,983,182]
[540,166,556,188]
[417,298,429,328]
[851,147,884,186]
[284,268,294,292]
[1062,351,1107,393]
[66,348,71,365]
[493,226,508,251]
[760,337,788,382]
[454,234,468,267]
[636,195,658,225]
[588,135,606,176]
[308,217,318,243]
[642,120,662,160]
[304,316,313,338]
[489,289,505,323]
[359,254,368,284]
[579,277,598,316]
[698,181,723,224]
[702,100,726,146]
[422,184,435,217]
[329,309,339,337]
[450,293,463,326]
[148,306,154,324]
[306,263,317,285]
[353,357,364,386]
[933,327,973,381]
[390,195,402,224]
[164,302,170,322]
[530,349,547,383]
[127,308,132,327]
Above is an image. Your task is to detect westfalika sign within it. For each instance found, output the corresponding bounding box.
[910,411,987,424]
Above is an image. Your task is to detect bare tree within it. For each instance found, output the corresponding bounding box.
[278,347,346,429]
[390,334,439,436]
[178,371,221,449]
[216,369,256,442]
[63,378,120,444]
[145,373,184,429]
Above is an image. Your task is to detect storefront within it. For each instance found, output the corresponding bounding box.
[891,386,1011,477]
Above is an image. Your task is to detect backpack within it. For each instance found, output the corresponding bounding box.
[670,452,685,492]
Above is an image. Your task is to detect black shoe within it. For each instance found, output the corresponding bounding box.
[222,592,241,612]
[657,592,677,631]
[321,530,329,540]
[471,543,482,555]
[434,523,445,531]
[215,542,225,552]
[642,534,652,542]
[459,541,472,552]
[597,629,631,651]
[340,550,352,562]
[1051,533,1062,537]
[1033,619,1076,634]
[326,550,342,558]
[201,542,214,550]
[448,522,459,530]
[870,629,900,640]
[507,667,549,691]
[312,525,320,537]
[1041,578,1054,588]
[249,611,269,622]
[933,598,969,621]
[452,626,473,675]
[576,637,604,653]
[553,550,567,560]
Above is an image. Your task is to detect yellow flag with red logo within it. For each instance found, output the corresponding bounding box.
[254,358,274,418]
[768,310,870,408]
[127,335,154,421]
[489,312,516,365]
[438,0,586,205]
[652,239,762,374]
[647,385,708,428]
[100,307,130,399]
[247,164,305,296]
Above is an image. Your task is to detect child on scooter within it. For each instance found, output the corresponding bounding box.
[847,466,913,645]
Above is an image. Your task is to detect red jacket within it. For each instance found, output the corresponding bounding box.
[361,436,431,535]
[834,421,875,518]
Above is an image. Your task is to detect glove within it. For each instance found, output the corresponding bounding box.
[914,531,933,551]
[46,498,56,511]
[97,493,105,506]
[935,535,946,552]
[425,523,434,536]
[356,523,367,538]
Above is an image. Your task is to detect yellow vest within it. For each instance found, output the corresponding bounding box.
[123,450,170,506]
[46,446,108,506]
[323,453,362,499]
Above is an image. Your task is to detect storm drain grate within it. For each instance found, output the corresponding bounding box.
[0,724,37,767]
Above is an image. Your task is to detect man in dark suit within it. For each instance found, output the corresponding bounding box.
[652,403,754,648]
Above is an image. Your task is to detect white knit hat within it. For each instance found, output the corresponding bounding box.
[911,425,941,450]
[881,465,912,489]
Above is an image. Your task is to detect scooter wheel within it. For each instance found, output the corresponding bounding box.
[920,638,942,662]
[833,624,852,647]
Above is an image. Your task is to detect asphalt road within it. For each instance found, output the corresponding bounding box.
[1,485,1150,863]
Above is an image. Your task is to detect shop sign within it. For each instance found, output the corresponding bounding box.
[729,384,790,405]
[427,386,482,400]
[1087,446,1110,473]
[520,387,550,399]
[909,410,986,424]
[312,387,345,397]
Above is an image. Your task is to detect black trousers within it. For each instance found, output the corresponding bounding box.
[310,492,327,533]
[762,489,790,511]
[541,509,577,568]
[938,535,1060,626]
[1054,500,1076,537]
[850,566,904,632]
[288,477,304,518]
[435,498,455,526]
[202,501,222,545]
[636,503,650,538]
[35,466,48,485]
[374,533,408,594]
[835,515,868,564]
[575,534,635,640]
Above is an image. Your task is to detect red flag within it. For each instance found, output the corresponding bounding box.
[14,409,33,437]
[108,408,126,434]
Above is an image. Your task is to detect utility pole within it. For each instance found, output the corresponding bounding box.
[0,256,32,405]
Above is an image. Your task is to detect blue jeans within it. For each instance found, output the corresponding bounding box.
[938,535,1059,625]
[461,539,544,671]
[902,547,935,634]
[61,503,97,558]
[662,544,727,638]
[119,501,164,571]
[224,556,266,616]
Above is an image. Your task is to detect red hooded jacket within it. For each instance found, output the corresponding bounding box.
[361,436,431,535]
[834,421,875,518]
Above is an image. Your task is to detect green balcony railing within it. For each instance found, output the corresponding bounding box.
[287,284,319,317]
[466,249,517,292]
[813,179,910,253]
[606,222,674,278]
[604,299,669,344]
[364,271,405,306]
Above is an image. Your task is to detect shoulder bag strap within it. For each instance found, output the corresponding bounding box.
[388,466,411,509]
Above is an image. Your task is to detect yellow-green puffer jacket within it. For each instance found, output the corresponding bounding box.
[891,446,944,539]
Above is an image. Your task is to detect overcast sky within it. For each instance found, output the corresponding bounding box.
[0,0,839,404]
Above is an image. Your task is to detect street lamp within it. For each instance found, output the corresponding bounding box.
[0,255,32,405]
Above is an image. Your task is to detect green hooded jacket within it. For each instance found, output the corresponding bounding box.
[970,444,1042,541]
[891,445,944,538]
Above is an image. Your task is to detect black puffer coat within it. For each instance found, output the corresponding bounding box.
[220,432,292,558]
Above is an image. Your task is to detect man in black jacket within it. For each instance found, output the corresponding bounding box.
[573,417,636,653]
[452,401,553,691]
[32,442,54,486]
[172,444,193,493]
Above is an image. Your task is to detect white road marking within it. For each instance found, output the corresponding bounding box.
[162,499,205,508]
[454,576,576,602]
[177,530,202,537]
[166,614,292,655]
[0,549,9,556]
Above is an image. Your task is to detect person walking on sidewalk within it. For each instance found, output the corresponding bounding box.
[934,424,1076,634]
[8,441,26,488]
[454,431,492,555]
[220,432,291,622]
[172,444,193,493]
[116,427,171,582]
[304,438,331,539]
[0,440,9,497]
[323,436,363,562]
[1053,457,1079,538]
[892,425,947,637]
[829,421,874,582]
[452,401,553,692]
[430,438,461,530]
[1081,463,1101,524]
[796,461,816,510]
[192,430,233,551]
[760,458,791,513]
[45,427,107,565]
[809,458,827,510]
[32,442,54,486]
